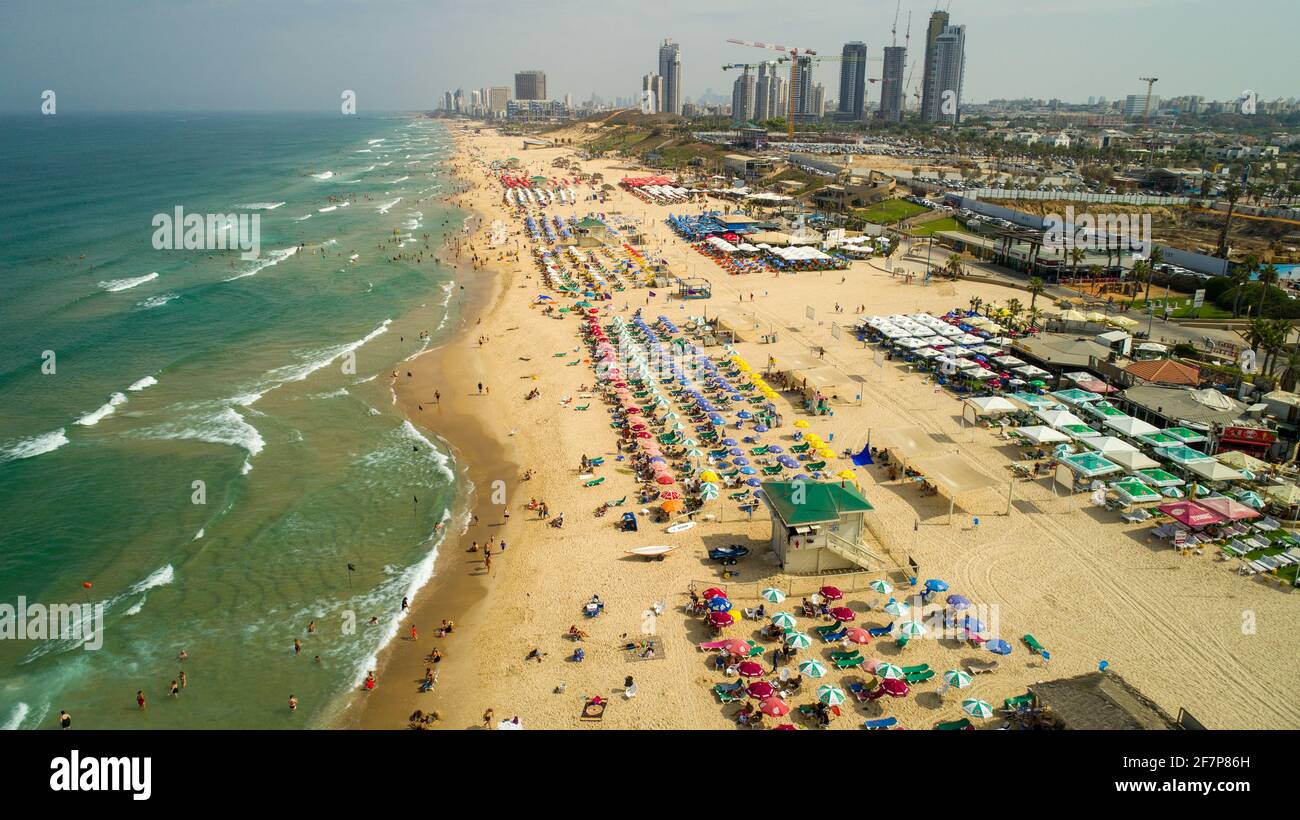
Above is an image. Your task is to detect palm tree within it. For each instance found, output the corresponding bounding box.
[1279,347,1300,392]
[1027,276,1045,312]
[1216,183,1243,259]
[1026,305,1043,331]
[969,295,984,314]
[1006,298,1024,327]
[1069,248,1085,284]
[944,253,967,279]
[1232,254,1258,318]
[1256,263,1280,318]
[1131,259,1151,308]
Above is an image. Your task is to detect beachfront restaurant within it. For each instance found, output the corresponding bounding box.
[760,480,880,574]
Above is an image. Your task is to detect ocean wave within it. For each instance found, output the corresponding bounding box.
[235,202,285,210]
[141,406,265,464]
[1,703,30,731]
[223,246,299,282]
[74,392,128,426]
[311,171,335,180]
[138,292,179,309]
[98,272,158,292]
[228,319,392,410]
[392,175,410,183]
[293,214,313,222]
[0,428,69,463]
[128,375,158,392]
[377,197,402,214]
[399,421,455,482]
[318,205,337,213]
[21,563,176,662]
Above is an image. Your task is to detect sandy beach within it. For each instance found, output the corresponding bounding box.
[348,123,1300,731]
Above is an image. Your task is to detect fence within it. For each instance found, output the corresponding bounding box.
[965,189,1190,206]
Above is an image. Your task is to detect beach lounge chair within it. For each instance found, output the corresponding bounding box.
[965,660,999,676]
[606,496,626,507]
[821,629,847,643]
[750,446,769,455]
[1254,516,1281,532]
[829,650,861,661]
[583,477,605,488]
[791,443,811,453]
[895,635,910,649]
[834,655,866,669]
[900,664,930,675]
[713,682,744,704]
[866,623,894,638]
[849,679,879,702]
[935,718,973,730]
[1003,692,1034,710]
[804,461,827,472]
[904,669,934,684]
[762,465,784,475]
[863,717,899,730]
[1022,634,1047,655]
[575,404,590,411]
[815,622,843,637]
[1223,540,1247,557]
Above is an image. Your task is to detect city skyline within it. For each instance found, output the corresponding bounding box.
[2,0,1296,112]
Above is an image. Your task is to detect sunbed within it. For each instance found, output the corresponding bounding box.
[834,655,866,669]
[866,623,894,638]
[583,477,605,487]
[1022,634,1047,655]
[863,717,898,730]
[791,443,811,453]
[965,659,999,675]
[935,718,973,730]
[820,629,847,643]
[829,650,861,661]
[713,683,744,704]
[804,461,827,471]
[904,669,934,683]
[1003,692,1034,710]
[901,664,930,675]
[849,679,879,702]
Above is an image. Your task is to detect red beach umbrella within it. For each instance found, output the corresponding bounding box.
[736,660,764,678]
[759,696,791,716]
[819,585,843,601]
[829,606,856,622]
[720,637,749,654]
[708,611,734,628]
[702,588,726,599]
[772,723,797,730]
[746,681,775,699]
[844,627,872,645]
[655,474,674,484]
[880,678,910,698]
[660,490,683,500]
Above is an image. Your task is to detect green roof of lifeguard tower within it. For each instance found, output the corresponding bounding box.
[761,481,873,526]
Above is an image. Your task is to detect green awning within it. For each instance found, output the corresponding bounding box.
[761,481,873,526]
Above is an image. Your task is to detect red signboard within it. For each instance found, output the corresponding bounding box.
[1217,426,1276,454]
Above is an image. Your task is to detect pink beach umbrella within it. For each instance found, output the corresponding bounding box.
[829,606,856,622]
[819,585,843,601]
[720,637,749,654]
[702,588,726,599]
[708,611,734,628]
[879,678,910,698]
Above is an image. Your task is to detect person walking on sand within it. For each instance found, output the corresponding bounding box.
[477,382,483,394]
[402,596,409,613]
[482,708,494,728]
[410,624,418,641]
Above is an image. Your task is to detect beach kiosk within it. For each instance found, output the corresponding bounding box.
[759,481,881,574]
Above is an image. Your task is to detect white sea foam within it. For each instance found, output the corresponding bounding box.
[1,703,30,730]
[0,428,69,463]
[22,563,176,661]
[311,171,335,180]
[294,214,313,222]
[142,406,265,465]
[368,138,386,144]
[377,197,402,214]
[128,376,158,392]
[234,202,285,210]
[138,292,179,309]
[193,528,205,541]
[224,246,299,282]
[99,272,158,292]
[392,175,410,183]
[318,205,338,213]
[74,392,128,426]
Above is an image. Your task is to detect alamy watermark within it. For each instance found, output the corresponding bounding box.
[1043,206,1151,255]
[0,597,104,650]
[152,206,260,260]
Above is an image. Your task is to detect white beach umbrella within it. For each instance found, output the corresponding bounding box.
[784,632,813,650]
[883,598,911,617]
[761,587,787,604]
[896,620,927,638]
[798,659,827,678]
[875,662,904,680]
[868,579,893,595]
[817,685,847,706]
[962,698,994,719]
[770,611,798,629]
[943,669,973,689]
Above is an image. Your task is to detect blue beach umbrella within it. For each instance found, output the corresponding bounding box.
[925,579,950,592]
[707,596,733,612]
[947,595,972,610]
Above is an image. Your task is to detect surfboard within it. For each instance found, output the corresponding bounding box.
[625,545,676,557]
[665,521,696,534]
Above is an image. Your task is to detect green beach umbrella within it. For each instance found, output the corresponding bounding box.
[817,685,847,706]
[761,587,786,604]
[943,669,973,689]
[883,598,911,617]
[798,659,827,678]
[875,662,904,680]
[699,485,719,501]
[784,632,812,650]
[868,579,893,594]
[962,698,994,719]
[897,620,927,638]
[770,611,797,629]
[685,448,704,458]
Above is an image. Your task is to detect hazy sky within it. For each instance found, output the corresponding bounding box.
[1,0,1295,112]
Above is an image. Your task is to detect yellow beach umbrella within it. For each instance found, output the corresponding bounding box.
[838,469,857,480]
[700,470,720,483]
[817,448,836,459]
[794,420,810,429]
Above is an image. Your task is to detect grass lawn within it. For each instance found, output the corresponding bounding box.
[910,217,960,236]
[854,198,928,224]
[1127,298,1235,320]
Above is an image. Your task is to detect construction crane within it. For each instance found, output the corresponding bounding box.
[727,37,818,139]
[1138,77,1159,125]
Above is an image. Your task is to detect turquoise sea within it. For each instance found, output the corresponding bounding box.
[0,113,464,728]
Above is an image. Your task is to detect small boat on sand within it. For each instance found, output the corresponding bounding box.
[626,545,676,559]
[665,521,696,534]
